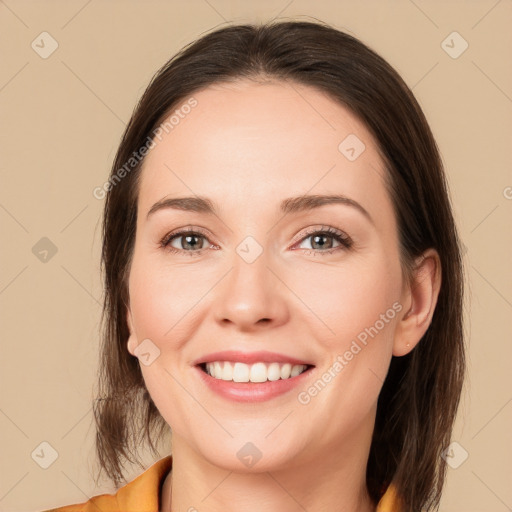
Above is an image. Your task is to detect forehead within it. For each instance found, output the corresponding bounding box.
[137,79,389,219]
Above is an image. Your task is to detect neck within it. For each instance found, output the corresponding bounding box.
[162,419,377,512]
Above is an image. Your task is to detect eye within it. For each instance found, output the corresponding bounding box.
[159,225,353,256]
[160,226,213,255]
[293,226,353,255]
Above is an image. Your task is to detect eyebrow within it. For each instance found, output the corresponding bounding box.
[146,194,373,223]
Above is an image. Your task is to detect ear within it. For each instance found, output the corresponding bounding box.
[126,308,138,357]
[393,248,442,356]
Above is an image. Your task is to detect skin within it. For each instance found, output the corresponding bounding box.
[126,79,441,512]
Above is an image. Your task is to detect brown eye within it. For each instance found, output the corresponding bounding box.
[160,227,212,254]
[295,226,353,255]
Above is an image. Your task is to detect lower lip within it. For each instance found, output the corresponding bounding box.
[194,365,315,403]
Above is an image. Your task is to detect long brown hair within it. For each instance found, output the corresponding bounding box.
[93,20,465,511]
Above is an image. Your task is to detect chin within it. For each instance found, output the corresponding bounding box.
[193,437,302,473]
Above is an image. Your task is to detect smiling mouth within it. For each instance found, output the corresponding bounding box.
[197,361,315,383]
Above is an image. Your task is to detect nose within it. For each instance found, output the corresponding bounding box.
[213,252,290,332]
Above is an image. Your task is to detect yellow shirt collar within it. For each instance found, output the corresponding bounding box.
[46,455,401,511]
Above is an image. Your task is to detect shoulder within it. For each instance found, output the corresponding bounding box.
[376,482,402,512]
[39,456,173,512]
[39,493,118,512]
[40,456,398,512]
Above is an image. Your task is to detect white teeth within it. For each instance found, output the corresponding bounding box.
[233,362,249,382]
[204,361,309,382]
[280,363,292,379]
[221,361,233,381]
[290,365,303,377]
[267,362,282,381]
[249,362,267,383]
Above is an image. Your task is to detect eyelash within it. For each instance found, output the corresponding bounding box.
[159,225,353,256]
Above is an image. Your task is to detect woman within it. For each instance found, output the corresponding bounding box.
[43,19,465,512]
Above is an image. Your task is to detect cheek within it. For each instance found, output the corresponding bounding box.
[128,257,205,342]
[289,259,402,446]
[291,255,402,349]
[128,259,200,429]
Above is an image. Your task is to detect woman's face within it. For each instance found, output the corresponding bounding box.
[127,79,408,471]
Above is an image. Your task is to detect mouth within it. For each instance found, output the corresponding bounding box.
[193,351,317,402]
[197,361,315,383]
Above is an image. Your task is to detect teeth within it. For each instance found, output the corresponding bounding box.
[204,361,309,382]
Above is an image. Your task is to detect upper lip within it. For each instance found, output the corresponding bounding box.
[192,350,314,367]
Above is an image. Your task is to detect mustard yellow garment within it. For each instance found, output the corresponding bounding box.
[41,455,401,512]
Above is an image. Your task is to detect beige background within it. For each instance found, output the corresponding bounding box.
[1,1,511,511]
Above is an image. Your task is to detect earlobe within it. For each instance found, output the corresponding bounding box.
[393,249,441,356]
[126,309,137,357]
[127,335,137,357]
